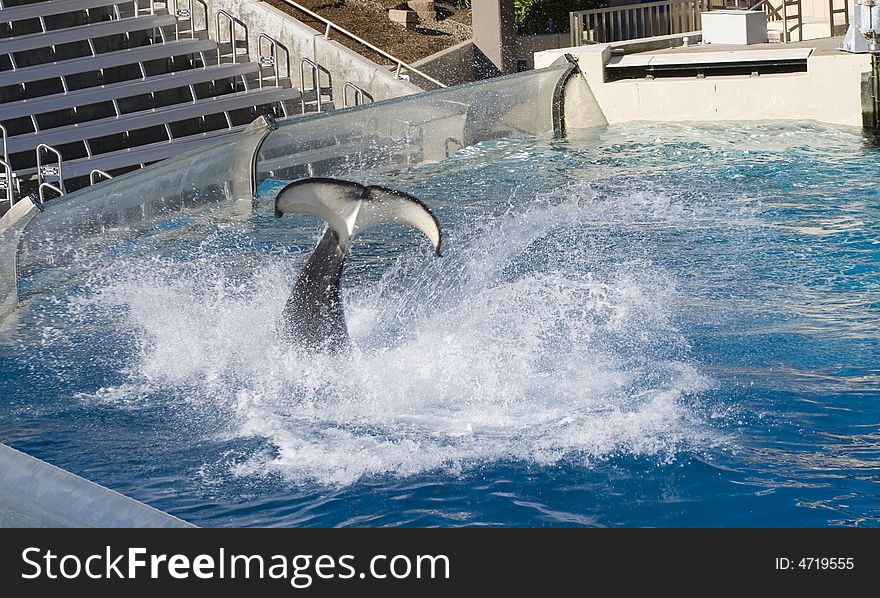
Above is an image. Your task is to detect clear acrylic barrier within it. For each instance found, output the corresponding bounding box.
[0,62,578,316]
[5,121,272,310]
[256,61,575,182]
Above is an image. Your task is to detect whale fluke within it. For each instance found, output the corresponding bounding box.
[274,178,442,351]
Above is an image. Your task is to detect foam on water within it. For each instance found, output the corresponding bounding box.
[81,187,719,487]
[8,121,878,526]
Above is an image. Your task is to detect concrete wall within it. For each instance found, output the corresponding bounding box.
[535,44,871,127]
[515,33,570,69]
[412,40,477,86]
[196,0,423,104]
[413,34,581,84]
[472,0,517,73]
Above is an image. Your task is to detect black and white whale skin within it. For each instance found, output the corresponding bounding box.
[274,177,442,352]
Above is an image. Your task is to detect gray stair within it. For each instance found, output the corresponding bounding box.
[0,38,216,89]
[0,14,177,57]
[12,125,247,179]
[1,61,261,121]
[0,0,132,24]
[259,136,363,177]
[5,85,298,155]
[0,2,308,199]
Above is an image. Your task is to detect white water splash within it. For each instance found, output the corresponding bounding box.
[84,190,719,486]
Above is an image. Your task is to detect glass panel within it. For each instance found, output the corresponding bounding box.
[256,61,574,183]
[0,62,578,314]
[8,122,271,305]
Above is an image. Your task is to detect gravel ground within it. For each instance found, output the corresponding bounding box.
[264,0,472,65]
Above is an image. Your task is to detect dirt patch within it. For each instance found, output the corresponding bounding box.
[264,0,472,66]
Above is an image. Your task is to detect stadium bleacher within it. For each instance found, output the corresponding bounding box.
[1,0,338,209]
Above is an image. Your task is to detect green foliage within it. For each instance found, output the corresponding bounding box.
[448,0,602,35]
[514,0,601,35]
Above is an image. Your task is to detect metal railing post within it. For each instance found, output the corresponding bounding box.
[90,169,113,185]
[176,0,209,40]
[259,33,290,89]
[0,158,14,210]
[216,10,231,63]
[300,57,331,113]
[569,0,714,44]
[216,10,248,64]
[174,0,191,39]
[0,124,8,175]
[36,144,65,202]
[343,82,373,107]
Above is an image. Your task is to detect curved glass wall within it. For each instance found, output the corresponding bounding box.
[1,121,272,316]
[0,59,582,320]
[256,59,575,183]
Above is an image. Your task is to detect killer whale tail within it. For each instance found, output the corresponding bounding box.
[274,178,442,351]
[274,177,442,255]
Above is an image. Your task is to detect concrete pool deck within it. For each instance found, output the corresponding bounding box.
[0,443,194,527]
[536,36,873,128]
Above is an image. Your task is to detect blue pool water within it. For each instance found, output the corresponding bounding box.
[1,121,878,527]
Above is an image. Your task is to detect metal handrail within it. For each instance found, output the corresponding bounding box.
[0,158,14,209]
[173,0,209,40]
[0,123,7,165]
[300,57,332,113]
[570,0,710,45]
[827,0,850,36]
[36,143,65,201]
[276,0,446,89]
[216,9,248,64]
[750,0,809,41]
[258,33,291,89]
[38,181,64,202]
[749,0,784,21]
[90,169,113,185]
[343,81,373,107]
[0,124,15,208]
[135,0,156,16]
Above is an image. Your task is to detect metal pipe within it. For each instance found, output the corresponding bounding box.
[0,158,14,209]
[36,143,65,200]
[277,0,446,88]
[90,169,113,185]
